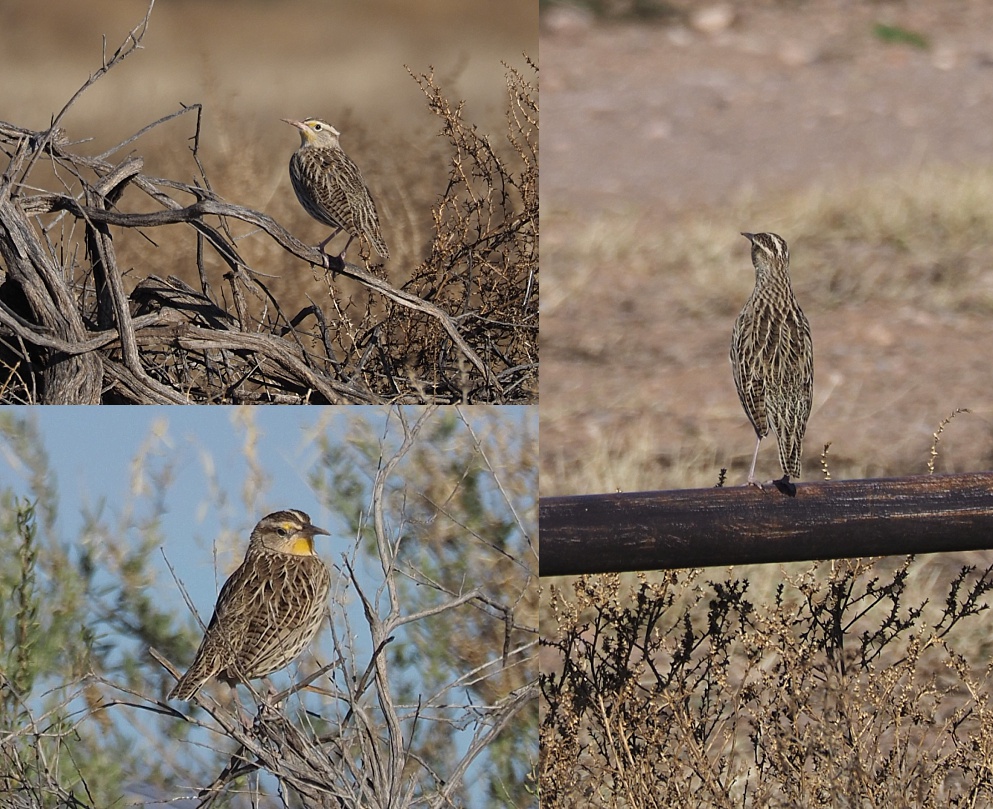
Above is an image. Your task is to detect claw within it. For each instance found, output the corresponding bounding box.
[772,475,797,497]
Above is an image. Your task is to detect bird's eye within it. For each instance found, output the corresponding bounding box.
[276,527,288,536]
[314,123,322,131]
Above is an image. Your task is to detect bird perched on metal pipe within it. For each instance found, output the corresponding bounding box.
[730,232,813,497]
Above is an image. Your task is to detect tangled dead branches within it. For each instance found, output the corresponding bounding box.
[0,4,537,404]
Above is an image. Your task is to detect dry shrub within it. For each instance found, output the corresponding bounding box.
[0,4,537,404]
[540,561,993,807]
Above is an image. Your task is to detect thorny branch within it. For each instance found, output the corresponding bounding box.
[129,408,537,807]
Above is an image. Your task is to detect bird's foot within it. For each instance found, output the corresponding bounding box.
[236,699,255,730]
[772,475,797,497]
[321,250,345,277]
[745,475,797,497]
[258,677,285,710]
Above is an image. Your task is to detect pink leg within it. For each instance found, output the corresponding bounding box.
[335,234,355,259]
[318,227,343,250]
[746,435,763,488]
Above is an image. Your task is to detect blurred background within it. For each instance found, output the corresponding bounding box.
[2,0,533,140]
[541,0,993,495]
[540,9,993,802]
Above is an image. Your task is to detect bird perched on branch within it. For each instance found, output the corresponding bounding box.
[169,509,332,701]
[730,232,813,497]
[283,117,389,262]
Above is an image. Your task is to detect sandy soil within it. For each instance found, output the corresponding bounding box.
[541,1,993,494]
[543,1,993,218]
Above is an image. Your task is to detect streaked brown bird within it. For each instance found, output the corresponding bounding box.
[730,232,813,497]
[169,509,332,701]
[283,117,390,261]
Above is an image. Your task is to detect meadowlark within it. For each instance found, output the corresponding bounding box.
[730,232,813,497]
[169,509,332,701]
[283,117,390,261]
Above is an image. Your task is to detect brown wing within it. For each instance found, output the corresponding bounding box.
[730,303,769,439]
[309,148,389,258]
[168,557,257,699]
[228,553,331,680]
[767,304,813,479]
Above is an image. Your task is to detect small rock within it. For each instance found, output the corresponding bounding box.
[644,119,673,140]
[541,4,595,37]
[666,26,693,48]
[690,4,734,36]
[932,45,957,71]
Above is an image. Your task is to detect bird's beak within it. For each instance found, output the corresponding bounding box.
[741,232,755,242]
[282,118,305,130]
[302,523,330,538]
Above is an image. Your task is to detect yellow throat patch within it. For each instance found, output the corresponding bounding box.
[289,536,315,556]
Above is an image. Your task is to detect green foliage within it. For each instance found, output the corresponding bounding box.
[873,22,929,49]
[7,503,40,700]
[0,415,178,805]
[312,407,537,807]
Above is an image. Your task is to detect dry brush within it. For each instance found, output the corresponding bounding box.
[0,5,537,404]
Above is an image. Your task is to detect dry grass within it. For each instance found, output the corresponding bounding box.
[0,2,536,403]
[545,164,993,323]
[541,5,993,804]
[540,558,993,808]
[1,66,536,403]
[540,166,993,805]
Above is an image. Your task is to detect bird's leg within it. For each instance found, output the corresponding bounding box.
[317,229,347,276]
[745,437,797,496]
[256,678,290,714]
[226,683,254,730]
[317,227,343,251]
[336,234,355,260]
[745,435,764,490]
